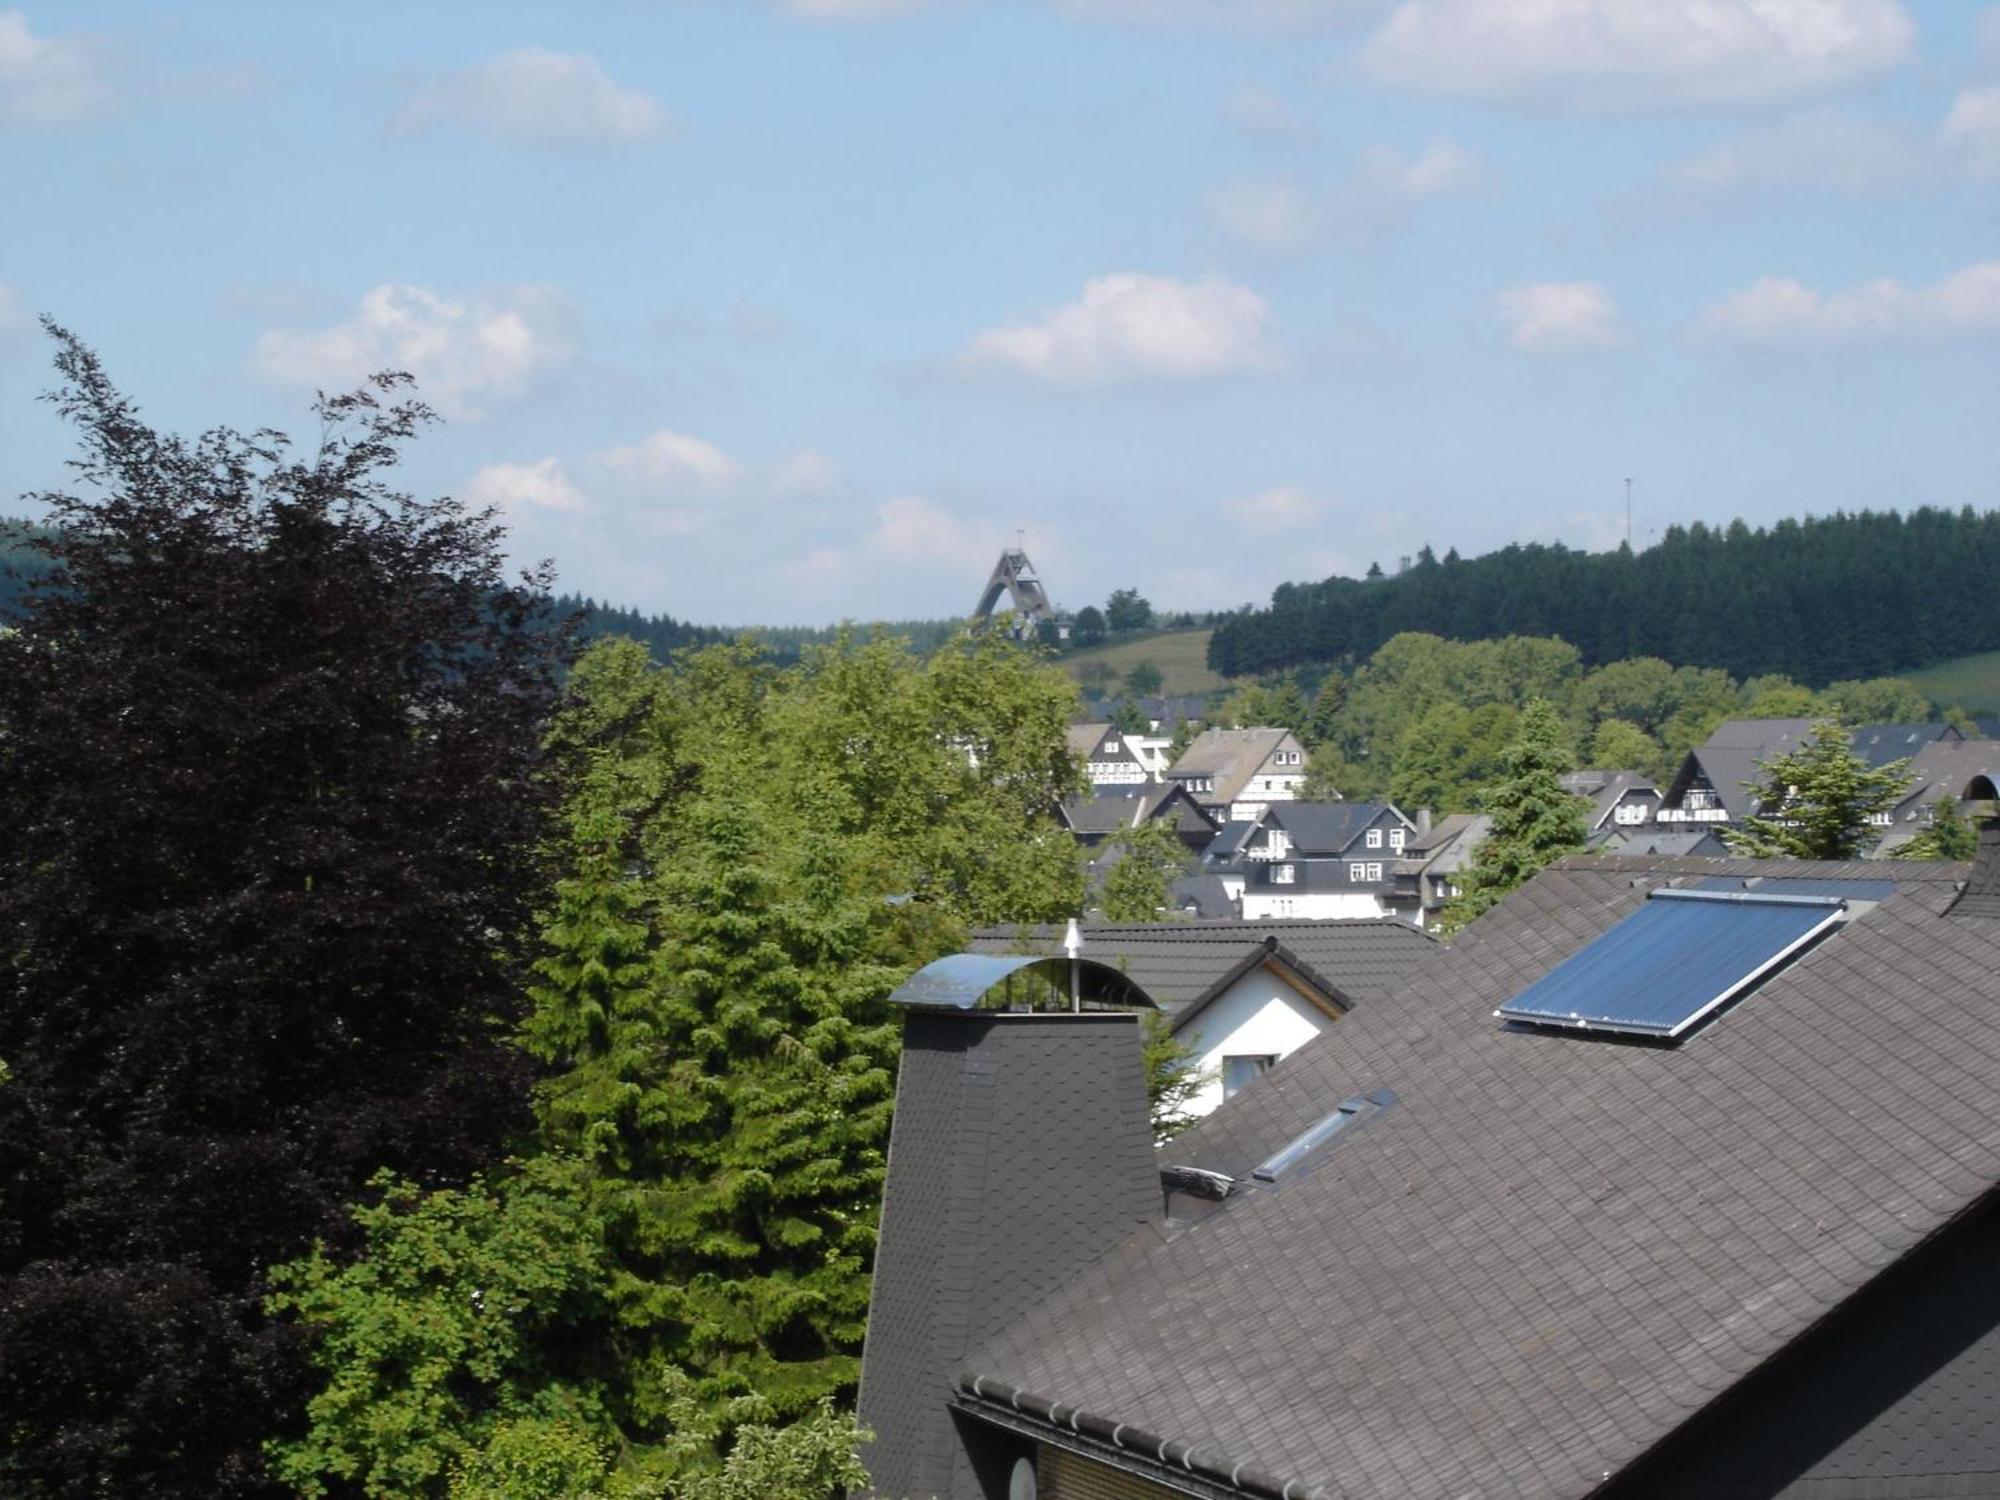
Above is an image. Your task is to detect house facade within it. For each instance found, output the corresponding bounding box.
[1165,727,1307,822]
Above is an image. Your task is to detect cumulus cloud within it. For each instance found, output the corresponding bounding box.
[254,284,576,421]
[1698,262,2000,348]
[1364,0,1914,109]
[773,448,840,496]
[960,272,1275,385]
[1210,178,1321,256]
[399,48,667,143]
[1664,110,1924,195]
[1944,87,2000,180]
[1494,281,1627,354]
[1357,138,1478,199]
[598,429,744,494]
[0,9,111,124]
[1225,486,1320,533]
[464,457,592,516]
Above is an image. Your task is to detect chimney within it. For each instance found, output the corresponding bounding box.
[1949,817,2000,920]
[856,958,1159,1500]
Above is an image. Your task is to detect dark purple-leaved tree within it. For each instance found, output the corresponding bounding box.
[0,327,568,1498]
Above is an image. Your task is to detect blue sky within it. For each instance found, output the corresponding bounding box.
[2,0,1995,625]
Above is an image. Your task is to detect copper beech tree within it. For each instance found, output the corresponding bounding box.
[0,329,569,1498]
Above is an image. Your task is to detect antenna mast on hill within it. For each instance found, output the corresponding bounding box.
[1626,478,1633,549]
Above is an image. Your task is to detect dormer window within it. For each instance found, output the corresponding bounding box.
[1273,863,1295,884]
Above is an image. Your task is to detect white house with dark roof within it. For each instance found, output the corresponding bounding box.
[1064,720,1149,788]
[966,918,1436,1118]
[1209,801,1418,921]
[1165,726,1306,822]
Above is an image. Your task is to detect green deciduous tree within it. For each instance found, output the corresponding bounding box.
[1589,718,1665,780]
[1124,659,1164,696]
[274,631,1085,1493]
[1724,719,1912,860]
[1443,699,1589,931]
[0,332,566,1498]
[1104,587,1154,633]
[1097,819,1193,922]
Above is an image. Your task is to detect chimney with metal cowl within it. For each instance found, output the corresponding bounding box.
[855,953,1160,1500]
[1949,816,2000,919]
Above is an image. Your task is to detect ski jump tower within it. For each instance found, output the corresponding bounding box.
[972,548,1064,641]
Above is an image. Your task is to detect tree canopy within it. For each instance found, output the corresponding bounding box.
[0,330,569,1497]
[1443,699,1589,931]
[1725,720,1912,861]
[1209,508,2000,687]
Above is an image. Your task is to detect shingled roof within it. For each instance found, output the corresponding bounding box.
[966,918,1437,1018]
[956,853,2000,1499]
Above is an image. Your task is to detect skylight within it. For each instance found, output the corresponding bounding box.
[1251,1089,1395,1183]
[1496,888,1846,1040]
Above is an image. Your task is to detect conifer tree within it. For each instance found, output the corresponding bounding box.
[1097,819,1193,921]
[1893,795,1979,862]
[1443,699,1588,931]
[1724,720,1911,860]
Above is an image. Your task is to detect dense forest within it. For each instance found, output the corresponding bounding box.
[1208,508,2000,685]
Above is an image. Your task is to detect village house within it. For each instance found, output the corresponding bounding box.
[1164,727,1307,822]
[860,806,2000,1499]
[967,918,1436,1119]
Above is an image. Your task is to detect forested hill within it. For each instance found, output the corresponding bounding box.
[556,594,727,659]
[1208,507,2000,687]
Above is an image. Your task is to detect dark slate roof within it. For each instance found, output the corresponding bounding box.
[1588,826,1730,858]
[1951,821,2000,919]
[1560,769,1658,829]
[1704,717,1817,751]
[1848,721,1957,768]
[962,854,2000,1500]
[1677,744,1768,821]
[1203,819,1262,863]
[1170,873,1240,920]
[1061,784,1216,839]
[966,918,1437,1016]
[1892,739,2000,818]
[1264,801,1400,856]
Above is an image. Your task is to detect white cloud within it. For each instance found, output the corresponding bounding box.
[254,284,576,421]
[1698,262,2000,348]
[1665,110,1923,195]
[598,429,744,493]
[773,448,840,496]
[1494,281,1627,354]
[1210,178,1321,256]
[1944,87,2000,181]
[399,48,667,144]
[465,458,592,516]
[1364,0,1914,109]
[960,272,1275,385]
[1225,486,1320,532]
[1224,84,1306,136]
[1355,138,1477,199]
[0,9,111,124]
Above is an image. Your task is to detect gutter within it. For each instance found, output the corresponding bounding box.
[956,1374,1334,1500]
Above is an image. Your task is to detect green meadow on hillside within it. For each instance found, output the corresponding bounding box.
[1061,627,1230,697]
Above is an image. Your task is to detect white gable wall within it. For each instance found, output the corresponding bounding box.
[1240,889,1388,921]
[1177,966,1337,1117]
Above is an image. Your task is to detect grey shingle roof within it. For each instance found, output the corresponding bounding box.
[966,918,1437,1016]
[1848,721,1956,768]
[962,854,2000,1500]
[1892,739,2000,819]
[1264,801,1399,856]
[1167,728,1299,805]
[1704,717,1817,751]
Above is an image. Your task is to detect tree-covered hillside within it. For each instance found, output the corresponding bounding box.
[1209,508,2000,686]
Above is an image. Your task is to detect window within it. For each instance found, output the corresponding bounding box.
[1222,1054,1278,1098]
[1348,862,1366,880]
[1250,1090,1396,1182]
[1389,827,1406,850]
[1268,829,1290,857]
[1366,829,1383,848]
[1273,863,1295,884]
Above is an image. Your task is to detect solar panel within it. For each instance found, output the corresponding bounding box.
[1496,889,1846,1039]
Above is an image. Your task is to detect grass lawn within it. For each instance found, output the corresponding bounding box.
[1060,628,1233,697]
[1905,649,2000,715]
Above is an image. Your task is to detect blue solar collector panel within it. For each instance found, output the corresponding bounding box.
[1496,889,1846,1038]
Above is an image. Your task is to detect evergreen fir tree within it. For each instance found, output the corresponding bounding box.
[1443,699,1588,931]
[1724,720,1911,860]
[1890,795,1978,862]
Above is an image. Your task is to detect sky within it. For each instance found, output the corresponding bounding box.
[0,0,1995,627]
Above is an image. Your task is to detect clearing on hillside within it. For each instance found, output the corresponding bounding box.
[1061,628,1231,697]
